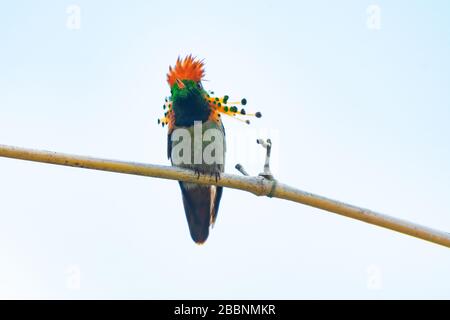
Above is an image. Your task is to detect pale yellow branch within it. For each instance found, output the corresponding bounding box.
[0,144,449,248]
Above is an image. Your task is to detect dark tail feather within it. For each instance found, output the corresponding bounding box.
[179,182,213,244]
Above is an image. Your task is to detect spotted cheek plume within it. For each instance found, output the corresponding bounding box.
[157,97,175,129]
[157,93,262,129]
[205,92,262,125]
[158,55,261,129]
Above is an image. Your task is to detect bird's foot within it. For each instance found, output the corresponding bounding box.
[209,164,222,182]
[194,166,222,182]
[194,168,201,180]
[212,171,221,182]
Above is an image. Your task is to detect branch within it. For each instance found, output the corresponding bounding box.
[0,143,449,248]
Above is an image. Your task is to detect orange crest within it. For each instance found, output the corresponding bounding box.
[167,55,205,87]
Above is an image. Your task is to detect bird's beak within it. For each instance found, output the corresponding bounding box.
[176,79,185,89]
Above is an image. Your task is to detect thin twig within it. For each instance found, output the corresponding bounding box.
[257,138,274,180]
[235,164,250,176]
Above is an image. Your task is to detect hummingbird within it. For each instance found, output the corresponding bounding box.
[158,55,261,244]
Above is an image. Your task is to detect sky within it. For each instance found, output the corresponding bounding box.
[0,0,449,299]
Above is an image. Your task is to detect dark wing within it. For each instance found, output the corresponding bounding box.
[210,186,223,225]
[210,120,225,225]
[167,132,172,160]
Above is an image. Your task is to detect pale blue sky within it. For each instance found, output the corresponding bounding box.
[0,0,449,299]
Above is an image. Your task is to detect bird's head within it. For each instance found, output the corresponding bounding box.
[166,56,210,126]
[159,55,262,129]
